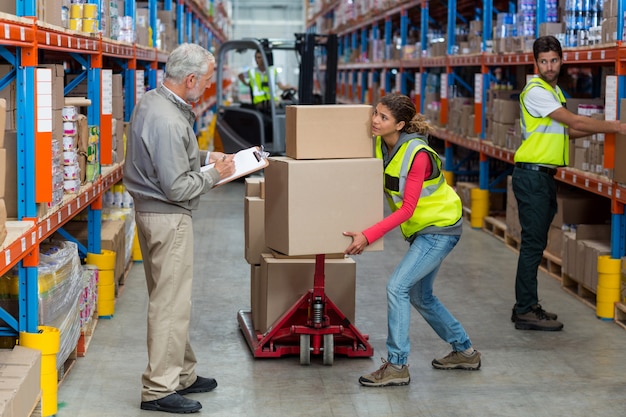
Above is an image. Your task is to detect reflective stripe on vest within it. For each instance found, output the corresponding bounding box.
[375,136,462,238]
[517,78,568,166]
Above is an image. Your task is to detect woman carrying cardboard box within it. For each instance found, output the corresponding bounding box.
[343,93,481,387]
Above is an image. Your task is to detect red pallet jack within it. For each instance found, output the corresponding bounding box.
[237,254,374,365]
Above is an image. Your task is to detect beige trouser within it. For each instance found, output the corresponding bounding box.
[136,212,197,401]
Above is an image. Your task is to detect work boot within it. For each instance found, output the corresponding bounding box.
[358,358,410,387]
[432,350,481,370]
[140,393,202,414]
[514,305,563,331]
[511,304,557,322]
[177,376,218,395]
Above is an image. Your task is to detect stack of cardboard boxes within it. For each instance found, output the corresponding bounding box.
[244,104,384,333]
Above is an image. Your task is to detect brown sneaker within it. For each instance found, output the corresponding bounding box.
[514,305,563,331]
[511,304,557,322]
[432,350,481,370]
[358,358,410,387]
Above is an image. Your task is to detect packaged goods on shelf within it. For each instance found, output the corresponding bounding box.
[0,240,83,368]
[80,266,98,330]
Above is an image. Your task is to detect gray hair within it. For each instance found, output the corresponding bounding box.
[164,43,215,83]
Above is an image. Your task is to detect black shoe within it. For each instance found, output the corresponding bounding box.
[514,305,563,331]
[177,376,218,395]
[140,393,202,414]
[511,304,557,322]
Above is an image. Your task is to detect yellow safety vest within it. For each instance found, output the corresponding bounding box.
[248,68,279,105]
[375,136,462,239]
[516,77,568,166]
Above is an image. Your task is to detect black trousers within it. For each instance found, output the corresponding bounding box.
[512,167,557,314]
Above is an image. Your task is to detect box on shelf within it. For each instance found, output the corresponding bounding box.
[0,345,41,417]
[264,157,383,256]
[551,190,610,228]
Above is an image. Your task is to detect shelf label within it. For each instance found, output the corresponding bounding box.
[474,74,482,104]
[572,175,577,183]
[4,251,9,265]
[587,52,592,60]
[585,178,589,187]
[102,70,113,115]
[598,183,603,193]
[575,52,579,61]
[414,72,421,95]
[19,27,24,42]
[46,219,50,234]
[4,26,9,39]
[57,212,61,225]
[67,205,72,217]
[440,74,448,99]
[45,32,50,45]
[605,76,618,120]
[38,225,42,239]
[601,50,605,59]
[31,232,36,245]
[20,237,26,252]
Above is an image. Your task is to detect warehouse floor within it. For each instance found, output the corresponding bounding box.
[56,180,626,417]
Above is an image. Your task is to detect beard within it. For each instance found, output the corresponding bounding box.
[540,69,559,85]
[186,84,204,103]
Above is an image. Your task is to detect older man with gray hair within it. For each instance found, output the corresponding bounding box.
[124,43,236,414]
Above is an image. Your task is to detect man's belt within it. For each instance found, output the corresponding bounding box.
[515,162,557,176]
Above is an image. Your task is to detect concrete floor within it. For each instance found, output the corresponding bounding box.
[56,180,626,417]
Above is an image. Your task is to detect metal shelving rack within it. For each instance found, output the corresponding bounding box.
[0,0,227,337]
[307,0,626,262]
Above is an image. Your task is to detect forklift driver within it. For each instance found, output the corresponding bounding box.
[238,50,296,113]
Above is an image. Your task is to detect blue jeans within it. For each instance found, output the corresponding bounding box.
[386,233,472,365]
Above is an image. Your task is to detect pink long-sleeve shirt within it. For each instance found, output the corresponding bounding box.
[362,151,432,244]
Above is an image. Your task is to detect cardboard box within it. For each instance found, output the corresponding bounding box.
[583,240,611,291]
[0,346,41,417]
[244,197,269,265]
[2,131,15,218]
[285,105,373,160]
[492,99,519,124]
[539,22,565,37]
[551,191,610,227]
[255,254,356,332]
[545,224,563,258]
[264,157,383,256]
[244,177,264,198]
[250,265,261,328]
[60,219,127,287]
[0,98,5,147]
[0,149,5,199]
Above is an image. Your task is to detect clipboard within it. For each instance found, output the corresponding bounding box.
[201,146,269,186]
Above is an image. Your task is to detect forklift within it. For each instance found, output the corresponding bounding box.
[214,33,338,155]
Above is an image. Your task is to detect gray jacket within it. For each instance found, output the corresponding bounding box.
[123,85,221,216]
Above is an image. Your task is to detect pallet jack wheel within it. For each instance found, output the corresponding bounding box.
[323,334,334,366]
[300,334,311,365]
